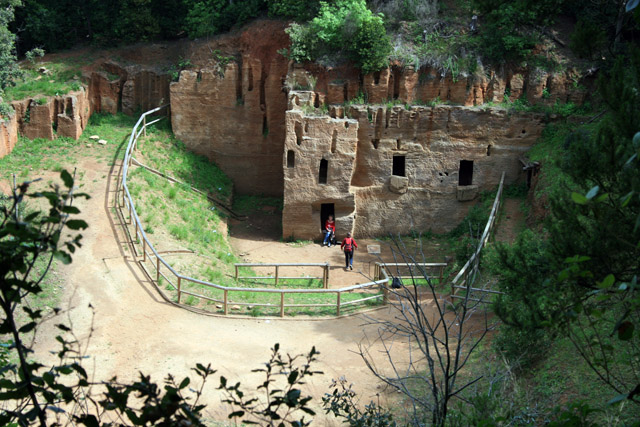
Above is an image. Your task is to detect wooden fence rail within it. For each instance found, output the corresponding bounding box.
[374,262,448,283]
[117,106,390,317]
[234,263,330,288]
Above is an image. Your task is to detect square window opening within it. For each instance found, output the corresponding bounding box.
[459,160,474,186]
[393,155,406,177]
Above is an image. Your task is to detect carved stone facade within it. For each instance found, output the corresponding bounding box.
[282,91,546,239]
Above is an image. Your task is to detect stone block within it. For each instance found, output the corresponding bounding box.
[457,185,479,201]
[389,175,409,194]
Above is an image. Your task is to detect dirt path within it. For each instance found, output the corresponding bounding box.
[32,156,416,424]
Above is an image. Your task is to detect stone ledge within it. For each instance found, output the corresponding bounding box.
[389,175,409,194]
[457,185,479,201]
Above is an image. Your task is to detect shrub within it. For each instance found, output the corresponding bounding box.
[569,19,606,60]
[472,0,563,63]
[285,0,390,73]
[183,0,264,38]
[267,0,321,21]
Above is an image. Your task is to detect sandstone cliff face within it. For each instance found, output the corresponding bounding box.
[282,91,546,239]
[0,113,18,158]
[282,98,359,238]
[170,57,289,196]
[86,62,170,116]
[305,63,592,108]
[8,89,91,142]
[0,61,171,158]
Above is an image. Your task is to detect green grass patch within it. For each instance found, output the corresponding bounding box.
[4,57,92,101]
[137,121,233,200]
[0,112,134,182]
[129,126,383,316]
[233,195,282,216]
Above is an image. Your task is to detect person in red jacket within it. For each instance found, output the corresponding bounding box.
[323,215,335,247]
[340,232,358,270]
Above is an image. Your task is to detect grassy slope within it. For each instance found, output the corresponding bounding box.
[0,113,135,326]
[128,123,381,317]
[3,56,94,102]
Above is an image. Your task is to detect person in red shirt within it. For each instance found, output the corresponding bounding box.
[340,232,358,270]
[323,215,335,247]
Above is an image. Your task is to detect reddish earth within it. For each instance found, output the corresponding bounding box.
[30,154,424,424]
[28,144,515,424]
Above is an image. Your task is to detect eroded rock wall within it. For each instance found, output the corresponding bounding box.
[170,57,289,196]
[0,112,18,158]
[308,65,592,107]
[282,96,359,238]
[282,93,546,239]
[9,89,91,142]
[86,63,171,116]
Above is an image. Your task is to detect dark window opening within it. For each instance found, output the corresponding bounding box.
[305,122,309,133]
[314,93,320,108]
[248,66,253,91]
[486,145,491,156]
[372,139,379,149]
[373,71,381,85]
[459,160,474,186]
[262,115,269,138]
[320,203,335,230]
[287,150,295,168]
[295,122,303,145]
[521,129,526,134]
[396,139,401,150]
[331,130,337,153]
[393,156,406,177]
[319,159,329,184]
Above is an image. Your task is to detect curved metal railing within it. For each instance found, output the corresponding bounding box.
[117,106,389,317]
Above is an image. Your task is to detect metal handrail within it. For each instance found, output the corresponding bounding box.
[118,106,390,317]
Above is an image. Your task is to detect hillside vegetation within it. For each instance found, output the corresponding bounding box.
[0,0,639,425]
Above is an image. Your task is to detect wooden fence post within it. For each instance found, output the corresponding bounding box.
[323,264,329,289]
[280,293,285,317]
[275,265,279,286]
[142,238,146,262]
[177,276,182,304]
[156,257,160,282]
[336,293,341,316]
[235,265,238,280]
[224,290,228,315]
[143,116,147,137]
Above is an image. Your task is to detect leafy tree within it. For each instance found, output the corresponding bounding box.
[183,0,265,39]
[285,0,390,73]
[471,0,564,62]
[490,230,554,367]
[492,51,640,404]
[267,0,321,21]
[0,0,23,90]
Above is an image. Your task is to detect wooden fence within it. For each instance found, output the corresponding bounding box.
[117,106,389,317]
[234,263,330,288]
[450,172,506,302]
[374,262,447,284]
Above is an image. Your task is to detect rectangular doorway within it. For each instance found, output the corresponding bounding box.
[459,160,474,186]
[320,203,335,229]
